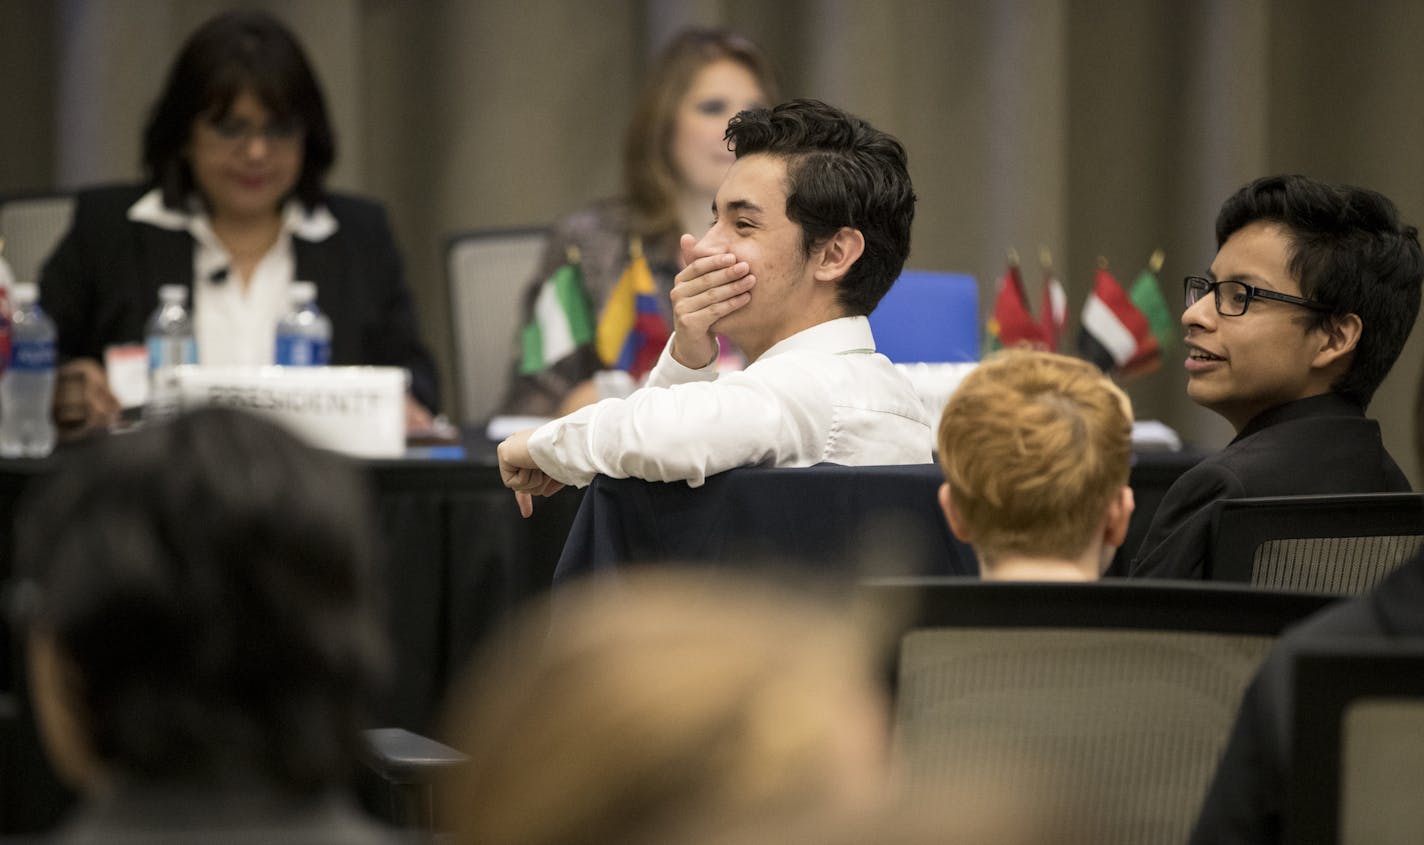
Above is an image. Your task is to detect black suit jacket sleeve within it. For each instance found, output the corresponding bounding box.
[310,196,441,412]
[1130,461,1243,579]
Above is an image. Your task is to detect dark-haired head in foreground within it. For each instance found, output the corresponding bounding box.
[16,408,388,812]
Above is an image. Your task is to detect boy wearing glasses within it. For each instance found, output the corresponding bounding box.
[1131,174,1423,579]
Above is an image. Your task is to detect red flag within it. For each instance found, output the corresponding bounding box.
[984,260,1049,353]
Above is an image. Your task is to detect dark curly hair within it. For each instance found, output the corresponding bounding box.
[724,99,916,316]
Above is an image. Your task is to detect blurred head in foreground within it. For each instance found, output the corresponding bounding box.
[16,407,388,799]
[439,570,888,845]
[937,349,1135,580]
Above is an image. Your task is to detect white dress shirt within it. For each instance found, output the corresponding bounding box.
[127,189,338,365]
[528,316,934,487]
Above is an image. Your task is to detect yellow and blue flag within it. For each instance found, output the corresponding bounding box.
[595,237,670,380]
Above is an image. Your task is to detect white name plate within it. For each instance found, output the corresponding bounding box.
[158,365,406,458]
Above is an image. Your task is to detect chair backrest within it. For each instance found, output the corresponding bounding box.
[1208,493,1424,594]
[0,194,75,285]
[867,269,979,363]
[1289,643,1424,845]
[861,578,1335,845]
[445,226,549,424]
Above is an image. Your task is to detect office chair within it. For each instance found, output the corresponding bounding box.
[861,578,1335,845]
[1208,493,1424,594]
[868,269,979,363]
[0,193,75,285]
[1288,643,1424,845]
[445,226,548,424]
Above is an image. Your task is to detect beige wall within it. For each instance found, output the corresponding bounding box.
[4,0,1424,479]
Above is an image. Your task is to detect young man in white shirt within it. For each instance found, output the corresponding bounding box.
[498,99,931,516]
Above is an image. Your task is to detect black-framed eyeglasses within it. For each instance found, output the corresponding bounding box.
[202,116,305,151]
[1183,276,1331,317]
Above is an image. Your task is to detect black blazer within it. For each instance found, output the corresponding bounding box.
[39,184,440,412]
[1129,393,1410,580]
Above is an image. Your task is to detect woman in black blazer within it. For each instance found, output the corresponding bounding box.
[40,9,439,436]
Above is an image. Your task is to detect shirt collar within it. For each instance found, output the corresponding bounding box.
[127,187,339,242]
[1231,392,1365,443]
[758,316,878,360]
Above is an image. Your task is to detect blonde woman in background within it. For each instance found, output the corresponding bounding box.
[501,28,778,417]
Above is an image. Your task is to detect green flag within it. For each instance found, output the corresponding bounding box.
[1129,251,1173,352]
[519,260,595,375]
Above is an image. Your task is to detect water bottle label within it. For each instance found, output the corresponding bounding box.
[148,336,197,369]
[275,336,331,367]
[9,339,55,372]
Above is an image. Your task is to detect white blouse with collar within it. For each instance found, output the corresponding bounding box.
[126,188,338,366]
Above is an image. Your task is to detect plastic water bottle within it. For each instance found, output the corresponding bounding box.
[146,284,197,370]
[275,281,332,366]
[0,283,57,457]
[144,285,196,424]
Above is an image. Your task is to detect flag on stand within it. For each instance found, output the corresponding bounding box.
[983,252,1049,355]
[1039,247,1068,352]
[518,247,596,375]
[595,237,671,380]
[1122,249,1173,377]
[1077,258,1158,376]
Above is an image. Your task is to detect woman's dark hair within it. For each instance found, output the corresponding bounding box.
[15,408,388,794]
[1216,174,1424,408]
[725,99,916,316]
[143,9,336,209]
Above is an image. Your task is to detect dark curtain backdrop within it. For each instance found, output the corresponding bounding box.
[4,0,1424,480]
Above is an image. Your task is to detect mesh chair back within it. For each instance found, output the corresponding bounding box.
[865,579,1335,845]
[1210,493,1424,594]
[445,227,548,424]
[867,269,979,363]
[1252,535,1424,594]
[1289,644,1424,845]
[0,194,74,285]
